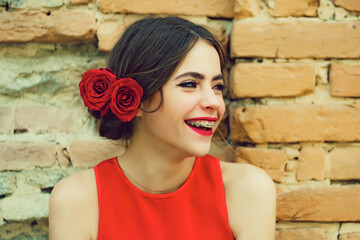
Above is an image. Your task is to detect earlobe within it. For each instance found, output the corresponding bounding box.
[136,103,144,117]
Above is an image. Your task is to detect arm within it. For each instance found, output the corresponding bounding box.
[49,170,97,240]
[223,163,277,240]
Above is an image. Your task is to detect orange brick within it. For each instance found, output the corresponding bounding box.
[70,0,92,5]
[276,228,326,240]
[231,20,360,58]
[330,147,360,180]
[230,63,315,98]
[230,105,360,143]
[97,19,228,52]
[330,64,360,97]
[68,140,126,168]
[334,0,360,11]
[14,107,76,133]
[236,147,286,182]
[234,0,261,19]
[277,186,360,221]
[99,0,234,18]
[0,10,96,43]
[0,142,56,170]
[296,147,325,181]
[340,233,360,240]
[0,107,13,134]
[267,0,319,17]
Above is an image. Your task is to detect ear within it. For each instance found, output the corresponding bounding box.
[136,103,144,117]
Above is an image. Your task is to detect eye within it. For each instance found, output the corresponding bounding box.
[177,81,199,88]
[212,83,225,92]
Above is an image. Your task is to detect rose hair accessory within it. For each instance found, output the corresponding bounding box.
[79,68,143,122]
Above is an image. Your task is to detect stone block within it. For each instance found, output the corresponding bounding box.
[267,0,319,17]
[56,146,70,168]
[340,233,360,240]
[25,168,67,189]
[97,21,128,52]
[230,104,360,143]
[0,219,48,239]
[236,147,286,182]
[68,140,126,168]
[0,106,13,134]
[0,174,15,195]
[99,0,234,18]
[0,9,96,42]
[15,106,76,133]
[0,142,56,171]
[70,0,92,5]
[334,0,360,11]
[6,0,63,8]
[0,193,50,221]
[277,186,360,221]
[296,147,325,181]
[231,19,360,58]
[230,63,315,98]
[330,64,360,97]
[234,0,261,19]
[276,228,326,240]
[330,147,360,180]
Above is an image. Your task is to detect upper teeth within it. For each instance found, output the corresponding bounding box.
[186,121,216,128]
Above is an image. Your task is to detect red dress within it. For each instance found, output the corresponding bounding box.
[94,154,234,240]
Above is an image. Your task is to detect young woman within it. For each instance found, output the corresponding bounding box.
[49,16,276,240]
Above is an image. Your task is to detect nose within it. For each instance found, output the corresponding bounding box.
[199,87,223,111]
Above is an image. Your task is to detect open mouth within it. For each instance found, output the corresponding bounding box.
[184,120,216,136]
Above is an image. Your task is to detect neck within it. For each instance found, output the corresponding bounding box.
[117,131,196,194]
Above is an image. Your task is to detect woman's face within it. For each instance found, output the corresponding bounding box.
[137,39,225,157]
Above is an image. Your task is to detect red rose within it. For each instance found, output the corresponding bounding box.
[79,68,116,116]
[110,78,143,122]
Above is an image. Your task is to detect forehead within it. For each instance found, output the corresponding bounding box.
[171,39,222,79]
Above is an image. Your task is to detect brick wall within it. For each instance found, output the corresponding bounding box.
[0,0,359,239]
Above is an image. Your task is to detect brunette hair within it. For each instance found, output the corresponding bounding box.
[92,16,226,141]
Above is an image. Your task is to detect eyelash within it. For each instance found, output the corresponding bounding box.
[177,81,225,92]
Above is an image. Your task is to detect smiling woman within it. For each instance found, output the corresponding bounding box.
[49,16,276,240]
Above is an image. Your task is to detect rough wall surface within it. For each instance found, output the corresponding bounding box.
[0,0,360,239]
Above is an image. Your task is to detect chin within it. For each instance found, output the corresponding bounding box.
[187,143,211,157]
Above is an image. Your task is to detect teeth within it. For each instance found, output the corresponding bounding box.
[186,120,216,128]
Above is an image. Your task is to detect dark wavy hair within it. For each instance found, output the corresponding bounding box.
[91,16,226,142]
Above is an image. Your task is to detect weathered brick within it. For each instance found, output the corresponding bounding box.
[340,233,360,240]
[97,21,127,52]
[330,147,360,180]
[277,186,360,221]
[68,140,126,168]
[99,0,234,18]
[70,0,92,5]
[97,19,228,52]
[230,63,315,98]
[236,147,286,182]
[0,142,56,171]
[296,147,325,181]
[6,0,63,8]
[56,146,70,168]
[231,20,360,58]
[0,107,13,134]
[25,168,67,189]
[15,107,76,133]
[0,193,50,220]
[276,228,326,240]
[330,64,360,97]
[334,0,360,11]
[230,105,360,143]
[234,0,261,19]
[0,10,96,43]
[267,0,319,17]
[0,174,15,195]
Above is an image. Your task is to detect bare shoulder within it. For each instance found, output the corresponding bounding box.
[220,161,276,240]
[49,169,98,240]
[220,161,276,193]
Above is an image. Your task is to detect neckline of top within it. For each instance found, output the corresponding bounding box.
[112,156,200,199]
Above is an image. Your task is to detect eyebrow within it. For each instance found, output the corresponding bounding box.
[174,71,224,81]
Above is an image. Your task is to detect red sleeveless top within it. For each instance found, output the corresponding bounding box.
[94,155,234,240]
